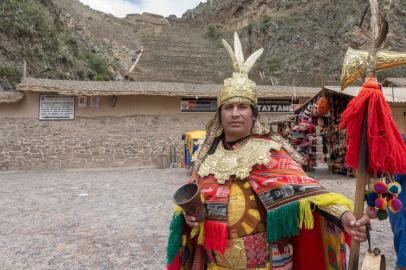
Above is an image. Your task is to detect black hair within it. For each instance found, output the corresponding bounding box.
[208,134,223,155]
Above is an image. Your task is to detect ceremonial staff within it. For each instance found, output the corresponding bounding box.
[339,0,406,269]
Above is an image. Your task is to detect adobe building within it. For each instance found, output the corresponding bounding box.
[0,78,319,171]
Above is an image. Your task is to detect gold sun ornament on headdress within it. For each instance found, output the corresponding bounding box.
[217,32,264,108]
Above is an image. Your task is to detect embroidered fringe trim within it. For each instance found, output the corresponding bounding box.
[266,201,300,243]
[299,193,354,229]
[166,206,184,265]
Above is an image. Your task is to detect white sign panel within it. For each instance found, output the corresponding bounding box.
[39,95,75,120]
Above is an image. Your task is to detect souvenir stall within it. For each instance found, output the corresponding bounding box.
[293,88,353,174]
[290,117,317,171]
[268,114,296,140]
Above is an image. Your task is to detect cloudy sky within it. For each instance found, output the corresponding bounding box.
[78,0,206,18]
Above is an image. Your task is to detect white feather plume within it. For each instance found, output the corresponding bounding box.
[222,32,263,74]
[245,48,264,73]
[234,32,245,66]
[221,39,238,72]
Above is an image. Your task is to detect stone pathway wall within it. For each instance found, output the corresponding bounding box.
[0,114,211,170]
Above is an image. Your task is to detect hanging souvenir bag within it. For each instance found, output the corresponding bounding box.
[361,224,386,270]
[312,100,319,117]
[316,91,328,116]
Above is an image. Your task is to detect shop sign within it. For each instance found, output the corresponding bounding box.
[257,99,293,113]
[39,95,75,120]
[180,98,217,112]
[181,98,292,113]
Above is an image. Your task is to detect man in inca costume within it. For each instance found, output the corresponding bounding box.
[166,33,369,270]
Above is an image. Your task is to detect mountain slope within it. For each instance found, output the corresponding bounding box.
[1,0,405,88]
[0,0,118,87]
[184,0,406,85]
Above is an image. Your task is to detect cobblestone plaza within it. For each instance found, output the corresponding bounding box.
[0,167,395,269]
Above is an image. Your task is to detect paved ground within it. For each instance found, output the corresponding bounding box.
[0,166,396,269]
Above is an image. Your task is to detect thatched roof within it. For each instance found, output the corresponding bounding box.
[382,78,406,87]
[0,89,24,103]
[17,78,320,98]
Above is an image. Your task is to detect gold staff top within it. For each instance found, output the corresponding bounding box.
[341,0,406,90]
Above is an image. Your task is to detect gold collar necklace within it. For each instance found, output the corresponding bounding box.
[198,138,282,184]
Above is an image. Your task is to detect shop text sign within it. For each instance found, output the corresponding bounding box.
[180,98,217,112]
[39,95,75,120]
[181,98,292,112]
[257,99,293,112]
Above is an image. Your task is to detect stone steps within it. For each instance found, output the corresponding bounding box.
[132,66,229,78]
[130,24,230,83]
[136,28,209,41]
[138,54,229,67]
[140,44,222,55]
[138,39,214,49]
[129,64,228,79]
[127,71,225,84]
[134,63,230,76]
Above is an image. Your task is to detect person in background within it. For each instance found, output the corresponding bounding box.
[388,134,406,270]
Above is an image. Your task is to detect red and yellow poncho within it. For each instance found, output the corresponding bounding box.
[167,136,353,270]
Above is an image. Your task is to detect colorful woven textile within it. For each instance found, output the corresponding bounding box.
[166,137,352,270]
[248,150,326,210]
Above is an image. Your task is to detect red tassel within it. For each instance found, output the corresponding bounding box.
[203,220,228,254]
[166,253,181,270]
[340,77,406,174]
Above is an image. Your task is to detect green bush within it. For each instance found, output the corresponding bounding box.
[0,65,21,87]
[259,15,272,32]
[206,24,223,40]
[84,53,113,81]
[1,0,119,83]
[0,0,48,39]
[0,65,19,78]
[261,15,272,25]
[266,58,281,74]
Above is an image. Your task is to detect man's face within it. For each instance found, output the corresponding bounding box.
[220,103,253,139]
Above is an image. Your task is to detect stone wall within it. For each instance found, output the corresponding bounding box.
[0,114,212,171]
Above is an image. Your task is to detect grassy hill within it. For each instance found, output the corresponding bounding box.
[0,0,118,88]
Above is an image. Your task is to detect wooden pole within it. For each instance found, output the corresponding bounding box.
[349,102,369,270]
[349,1,379,268]
[23,60,27,79]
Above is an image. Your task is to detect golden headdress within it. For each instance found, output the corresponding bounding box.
[218,32,264,108]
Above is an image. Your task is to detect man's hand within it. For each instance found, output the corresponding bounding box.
[341,212,370,242]
[183,212,199,228]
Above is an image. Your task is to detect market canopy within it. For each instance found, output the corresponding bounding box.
[382,77,406,87]
[326,85,406,103]
[295,84,406,113]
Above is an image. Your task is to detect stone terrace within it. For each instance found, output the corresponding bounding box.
[128,22,237,84]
